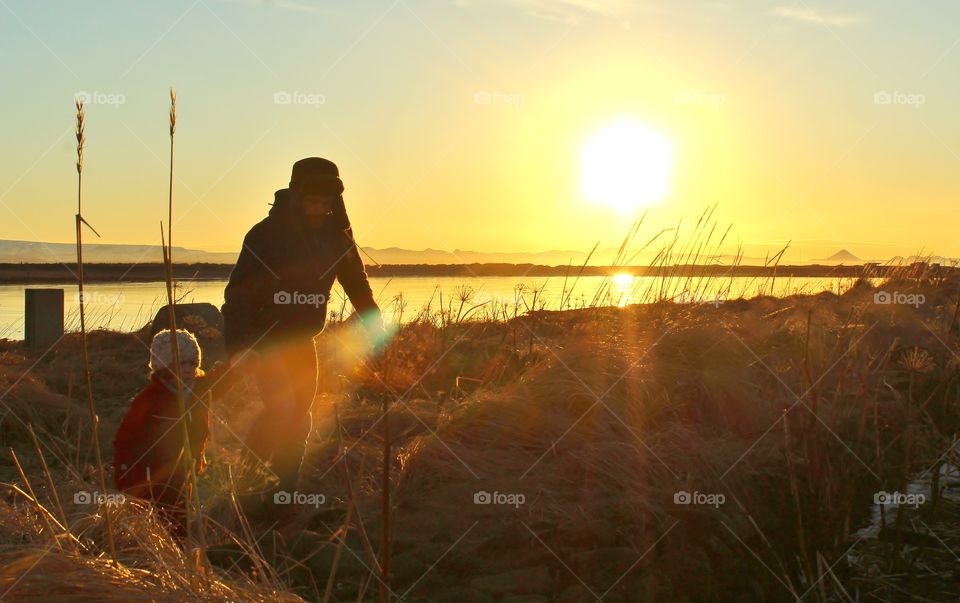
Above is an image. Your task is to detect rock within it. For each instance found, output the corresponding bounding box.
[150,302,223,338]
[469,565,554,595]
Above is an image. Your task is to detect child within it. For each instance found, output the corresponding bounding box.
[113,328,238,537]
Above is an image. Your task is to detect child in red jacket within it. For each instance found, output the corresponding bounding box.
[113,328,238,537]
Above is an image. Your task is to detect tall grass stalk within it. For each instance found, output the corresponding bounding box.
[379,388,392,603]
[27,423,69,534]
[160,87,206,556]
[73,100,117,565]
[9,447,63,553]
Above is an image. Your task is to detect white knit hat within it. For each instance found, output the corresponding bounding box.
[149,329,201,373]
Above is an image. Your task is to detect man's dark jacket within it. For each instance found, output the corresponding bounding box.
[222,189,379,354]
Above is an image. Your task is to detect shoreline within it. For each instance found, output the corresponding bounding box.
[0,261,945,284]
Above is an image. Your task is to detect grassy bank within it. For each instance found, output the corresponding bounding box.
[1,269,959,601]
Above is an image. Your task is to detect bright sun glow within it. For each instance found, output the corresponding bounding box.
[612,272,635,307]
[581,120,673,213]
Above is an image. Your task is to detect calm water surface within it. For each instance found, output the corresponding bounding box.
[0,274,863,340]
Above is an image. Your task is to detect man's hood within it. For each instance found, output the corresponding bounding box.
[268,188,294,219]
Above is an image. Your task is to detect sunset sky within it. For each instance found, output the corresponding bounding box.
[1,0,959,263]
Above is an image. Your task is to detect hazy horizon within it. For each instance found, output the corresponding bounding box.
[1,236,954,267]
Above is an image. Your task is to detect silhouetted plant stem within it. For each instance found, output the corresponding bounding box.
[73,100,117,565]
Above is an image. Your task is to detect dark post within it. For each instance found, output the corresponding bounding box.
[24,288,64,349]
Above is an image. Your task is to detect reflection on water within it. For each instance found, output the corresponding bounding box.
[611,273,634,307]
[0,274,866,340]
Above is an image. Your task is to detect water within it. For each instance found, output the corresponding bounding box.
[854,441,960,541]
[0,274,860,340]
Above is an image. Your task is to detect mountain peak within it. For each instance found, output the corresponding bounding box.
[816,249,864,263]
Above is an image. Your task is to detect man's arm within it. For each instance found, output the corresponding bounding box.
[222,228,275,355]
[335,228,380,317]
[195,359,248,399]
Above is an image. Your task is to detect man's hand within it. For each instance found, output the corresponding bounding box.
[229,348,262,370]
[359,310,388,354]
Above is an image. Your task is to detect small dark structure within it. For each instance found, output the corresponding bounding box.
[24,288,64,350]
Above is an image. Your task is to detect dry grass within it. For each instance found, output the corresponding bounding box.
[2,222,959,600]
[300,270,960,601]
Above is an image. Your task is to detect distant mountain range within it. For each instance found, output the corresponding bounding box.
[0,240,239,264]
[888,255,959,266]
[810,249,959,266]
[0,240,955,267]
[0,239,606,266]
[354,246,613,266]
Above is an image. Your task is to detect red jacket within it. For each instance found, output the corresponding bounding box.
[113,370,215,506]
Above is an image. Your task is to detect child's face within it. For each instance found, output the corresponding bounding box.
[172,362,199,386]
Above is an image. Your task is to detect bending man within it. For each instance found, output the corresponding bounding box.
[222,157,382,495]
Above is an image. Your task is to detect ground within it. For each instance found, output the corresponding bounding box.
[1,272,959,601]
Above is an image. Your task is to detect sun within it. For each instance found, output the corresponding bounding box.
[581,120,673,213]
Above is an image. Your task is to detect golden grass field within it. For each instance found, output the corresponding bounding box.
[1,261,959,602]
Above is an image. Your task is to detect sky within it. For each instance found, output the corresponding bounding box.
[1,0,959,262]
